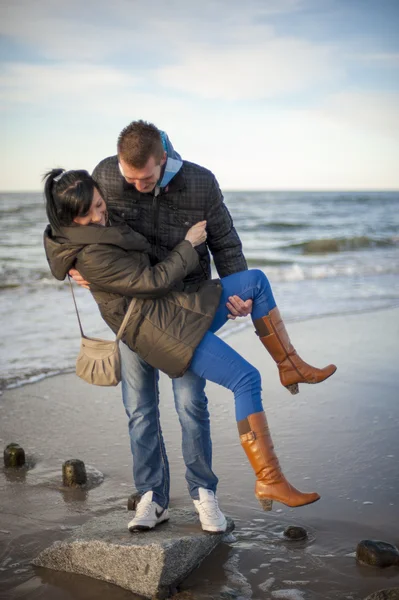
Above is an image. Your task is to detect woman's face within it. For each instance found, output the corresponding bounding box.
[73,189,107,226]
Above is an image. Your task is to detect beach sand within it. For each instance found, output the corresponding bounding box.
[1,308,398,599]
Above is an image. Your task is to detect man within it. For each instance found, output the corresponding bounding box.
[70,120,251,533]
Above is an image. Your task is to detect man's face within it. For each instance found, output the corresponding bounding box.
[119,153,167,193]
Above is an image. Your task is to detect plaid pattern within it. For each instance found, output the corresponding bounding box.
[92,156,247,286]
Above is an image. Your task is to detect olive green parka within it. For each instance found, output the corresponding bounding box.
[43,222,222,378]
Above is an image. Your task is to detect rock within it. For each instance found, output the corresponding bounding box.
[364,588,399,600]
[4,443,26,468]
[62,459,87,487]
[127,492,142,511]
[356,540,399,568]
[283,526,308,541]
[33,508,235,599]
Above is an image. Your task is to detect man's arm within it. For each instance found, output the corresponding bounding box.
[205,176,247,277]
[205,175,252,317]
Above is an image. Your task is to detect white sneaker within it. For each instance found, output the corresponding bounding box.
[128,491,169,532]
[193,487,227,533]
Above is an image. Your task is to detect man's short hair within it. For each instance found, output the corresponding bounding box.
[117,120,164,168]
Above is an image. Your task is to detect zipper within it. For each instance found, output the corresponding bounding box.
[153,186,161,247]
[153,185,209,282]
[198,257,209,280]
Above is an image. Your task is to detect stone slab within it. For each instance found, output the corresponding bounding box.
[364,589,399,600]
[365,588,399,600]
[32,508,235,599]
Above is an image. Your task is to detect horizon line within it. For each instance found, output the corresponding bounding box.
[1,188,399,194]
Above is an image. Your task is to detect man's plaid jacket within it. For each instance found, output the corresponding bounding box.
[93,155,247,289]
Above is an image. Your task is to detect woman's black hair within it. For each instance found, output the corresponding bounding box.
[43,168,99,231]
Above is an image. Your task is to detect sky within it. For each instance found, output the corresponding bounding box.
[1,0,398,191]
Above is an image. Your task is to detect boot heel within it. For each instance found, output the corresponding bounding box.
[285,383,299,395]
[258,498,273,511]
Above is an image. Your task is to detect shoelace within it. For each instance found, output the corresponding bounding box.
[198,496,221,518]
[135,498,152,519]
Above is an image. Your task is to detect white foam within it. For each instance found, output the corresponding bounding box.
[259,577,275,592]
[222,533,237,543]
[223,552,253,598]
[271,590,306,599]
[271,558,289,563]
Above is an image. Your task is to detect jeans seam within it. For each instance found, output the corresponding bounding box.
[173,375,217,498]
[153,368,168,508]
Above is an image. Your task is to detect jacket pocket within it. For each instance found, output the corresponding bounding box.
[166,207,204,229]
[108,197,141,223]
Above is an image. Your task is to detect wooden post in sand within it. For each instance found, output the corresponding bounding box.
[62,459,87,487]
[3,443,26,468]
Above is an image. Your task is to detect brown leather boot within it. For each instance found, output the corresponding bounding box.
[254,307,337,394]
[239,411,320,510]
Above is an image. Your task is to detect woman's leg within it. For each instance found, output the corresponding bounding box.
[188,331,320,510]
[209,269,276,334]
[189,331,262,421]
[211,269,336,393]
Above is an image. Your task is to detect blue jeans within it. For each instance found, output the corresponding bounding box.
[120,342,218,509]
[120,269,276,508]
[189,269,277,421]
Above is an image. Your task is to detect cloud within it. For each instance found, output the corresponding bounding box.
[357,52,399,65]
[319,90,399,136]
[156,37,341,100]
[0,63,137,109]
[0,1,344,105]
[1,0,398,190]
[0,0,305,62]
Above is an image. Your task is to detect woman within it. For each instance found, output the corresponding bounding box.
[43,168,336,520]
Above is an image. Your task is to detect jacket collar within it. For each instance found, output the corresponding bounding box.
[121,160,187,196]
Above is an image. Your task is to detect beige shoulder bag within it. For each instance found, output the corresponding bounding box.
[68,276,137,386]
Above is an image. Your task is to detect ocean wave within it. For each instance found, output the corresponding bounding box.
[0,267,56,289]
[330,193,399,204]
[246,257,295,267]
[0,205,35,216]
[263,261,399,282]
[0,367,74,391]
[240,221,308,231]
[2,252,399,289]
[286,236,398,254]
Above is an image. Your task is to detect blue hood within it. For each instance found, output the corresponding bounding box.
[158,131,183,188]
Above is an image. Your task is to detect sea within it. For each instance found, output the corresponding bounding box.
[1,190,399,391]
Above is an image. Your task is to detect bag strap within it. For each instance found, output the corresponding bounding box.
[68,275,137,342]
[115,296,137,342]
[68,275,85,337]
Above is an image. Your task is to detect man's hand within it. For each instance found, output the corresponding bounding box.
[226,295,253,319]
[69,268,90,290]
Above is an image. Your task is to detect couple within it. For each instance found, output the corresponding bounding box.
[43,120,336,533]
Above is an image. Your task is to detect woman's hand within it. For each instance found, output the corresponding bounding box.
[69,268,90,289]
[185,221,207,247]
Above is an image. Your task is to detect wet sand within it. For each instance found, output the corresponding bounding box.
[1,308,398,599]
